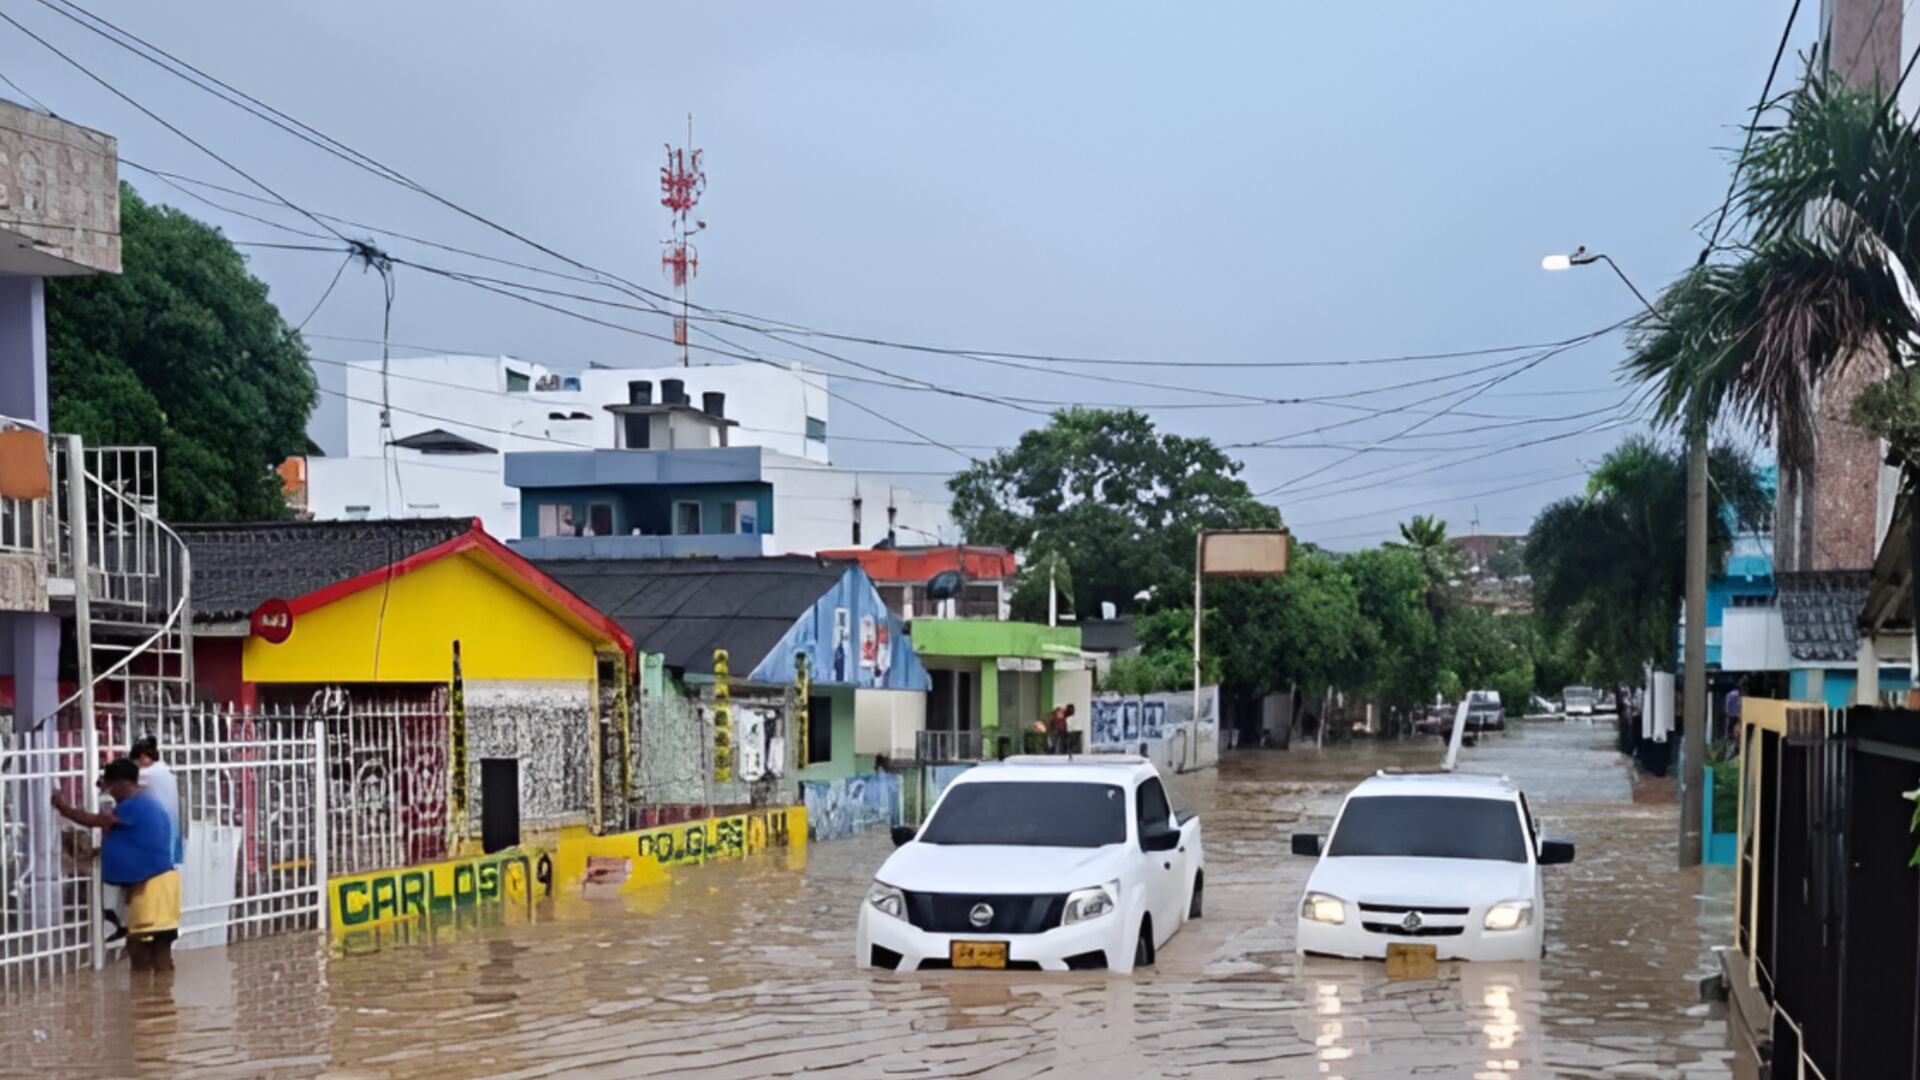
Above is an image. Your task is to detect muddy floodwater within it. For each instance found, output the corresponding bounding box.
[4,722,1744,1079]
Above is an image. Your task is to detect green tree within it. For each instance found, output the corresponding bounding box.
[1442,608,1535,712]
[1340,545,1442,708]
[47,184,318,521]
[949,407,1280,615]
[1484,538,1527,581]
[1100,608,1218,694]
[1206,548,1371,701]
[1525,437,1769,684]
[1009,550,1075,623]
[1389,513,1465,621]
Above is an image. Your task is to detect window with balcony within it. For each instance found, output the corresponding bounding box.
[538,503,578,537]
[587,502,614,537]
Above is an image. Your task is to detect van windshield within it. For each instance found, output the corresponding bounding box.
[1326,795,1528,862]
[920,782,1128,847]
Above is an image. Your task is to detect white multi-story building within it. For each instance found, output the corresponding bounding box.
[296,353,954,552]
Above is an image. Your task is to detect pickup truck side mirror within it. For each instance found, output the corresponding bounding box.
[1538,838,1575,865]
[890,825,916,848]
[1291,833,1323,857]
[1140,827,1181,852]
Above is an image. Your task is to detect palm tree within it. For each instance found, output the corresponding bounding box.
[1392,514,1464,623]
[1624,72,1920,505]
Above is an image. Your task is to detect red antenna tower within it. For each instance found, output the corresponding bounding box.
[660,114,706,367]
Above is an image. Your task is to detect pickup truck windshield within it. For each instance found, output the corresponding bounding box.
[1326,795,1528,862]
[920,782,1127,847]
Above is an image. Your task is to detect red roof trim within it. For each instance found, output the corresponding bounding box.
[283,519,636,665]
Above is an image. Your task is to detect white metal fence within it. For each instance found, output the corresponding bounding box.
[316,692,450,877]
[0,704,326,984]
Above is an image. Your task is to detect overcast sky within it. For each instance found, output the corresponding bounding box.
[4,2,1815,547]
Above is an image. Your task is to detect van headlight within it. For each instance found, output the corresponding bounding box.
[1062,881,1118,925]
[1483,900,1533,931]
[867,882,906,921]
[1301,891,1347,925]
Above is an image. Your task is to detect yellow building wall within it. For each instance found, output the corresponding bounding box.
[244,552,601,683]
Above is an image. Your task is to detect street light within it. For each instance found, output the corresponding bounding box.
[1541,244,1708,870]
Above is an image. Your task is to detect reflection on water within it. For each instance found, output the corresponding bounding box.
[0,723,1742,1078]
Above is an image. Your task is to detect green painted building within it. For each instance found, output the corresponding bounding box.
[905,619,1092,759]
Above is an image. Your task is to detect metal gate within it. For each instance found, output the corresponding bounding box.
[0,705,327,984]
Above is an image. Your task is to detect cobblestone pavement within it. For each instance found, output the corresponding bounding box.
[2,721,1743,1079]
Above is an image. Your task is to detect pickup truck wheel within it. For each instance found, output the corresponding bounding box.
[1187,873,1204,919]
[1133,919,1156,969]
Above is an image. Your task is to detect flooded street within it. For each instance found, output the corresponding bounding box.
[5,721,1741,1079]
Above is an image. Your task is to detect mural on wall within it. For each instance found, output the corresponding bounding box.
[329,846,554,935]
[1092,687,1220,751]
[466,682,593,829]
[802,772,902,842]
[753,568,931,691]
[551,805,808,897]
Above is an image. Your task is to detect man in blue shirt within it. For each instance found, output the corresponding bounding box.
[52,757,181,973]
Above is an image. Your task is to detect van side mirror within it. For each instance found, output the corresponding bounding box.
[890,825,916,848]
[1538,838,1575,865]
[1291,833,1323,857]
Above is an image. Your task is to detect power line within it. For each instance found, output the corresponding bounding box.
[0,6,350,245]
[1697,0,1803,262]
[1291,469,1591,533]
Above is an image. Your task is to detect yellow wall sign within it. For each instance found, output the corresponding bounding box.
[329,847,554,932]
[550,805,807,895]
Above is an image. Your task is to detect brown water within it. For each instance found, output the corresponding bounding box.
[2,722,1744,1079]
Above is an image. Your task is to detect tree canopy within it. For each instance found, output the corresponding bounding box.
[47,184,317,521]
[948,407,1280,615]
[1524,436,1770,685]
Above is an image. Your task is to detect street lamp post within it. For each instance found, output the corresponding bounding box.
[1544,247,1708,869]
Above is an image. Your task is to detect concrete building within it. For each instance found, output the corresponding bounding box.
[901,619,1093,763]
[502,415,953,560]
[0,99,122,731]
[818,546,1016,621]
[297,354,835,538]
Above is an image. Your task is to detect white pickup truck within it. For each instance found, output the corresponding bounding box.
[857,755,1205,973]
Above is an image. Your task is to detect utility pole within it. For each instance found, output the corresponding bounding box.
[660,114,706,367]
[1679,424,1708,867]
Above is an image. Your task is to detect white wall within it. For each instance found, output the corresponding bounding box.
[305,453,520,538]
[767,452,955,553]
[854,689,927,757]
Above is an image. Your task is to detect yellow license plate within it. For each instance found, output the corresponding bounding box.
[951,941,1008,969]
[1385,942,1438,980]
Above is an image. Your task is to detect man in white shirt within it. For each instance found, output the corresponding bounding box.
[131,736,182,868]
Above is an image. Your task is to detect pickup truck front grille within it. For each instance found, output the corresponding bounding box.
[901,891,1068,934]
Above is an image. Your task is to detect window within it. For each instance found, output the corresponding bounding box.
[735,500,758,535]
[506,369,530,392]
[920,782,1126,847]
[587,502,614,537]
[805,416,827,442]
[806,695,833,765]
[674,501,702,535]
[1326,796,1529,863]
[538,503,578,537]
[1135,778,1173,845]
[718,502,737,534]
[1730,594,1773,608]
[344,504,370,521]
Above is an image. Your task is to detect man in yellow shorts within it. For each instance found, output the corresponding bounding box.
[52,757,180,972]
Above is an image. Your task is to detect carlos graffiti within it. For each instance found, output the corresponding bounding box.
[634,807,793,866]
[331,848,554,930]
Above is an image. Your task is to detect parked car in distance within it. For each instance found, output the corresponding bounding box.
[857,755,1204,973]
[1292,771,1574,962]
[1413,704,1454,736]
[1464,690,1505,732]
[1562,686,1596,716]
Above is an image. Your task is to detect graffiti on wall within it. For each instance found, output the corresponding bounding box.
[329,846,554,934]
[1092,687,1219,750]
[551,805,809,896]
[751,568,930,691]
[802,772,901,841]
[466,682,593,829]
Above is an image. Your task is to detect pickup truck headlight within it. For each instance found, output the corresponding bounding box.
[1300,891,1347,925]
[1483,900,1533,931]
[867,882,906,921]
[1062,881,1118,926]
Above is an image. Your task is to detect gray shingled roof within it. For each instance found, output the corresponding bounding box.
[532,556,847,677]
[181,518,475,621]
[1776,570,1870,663]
